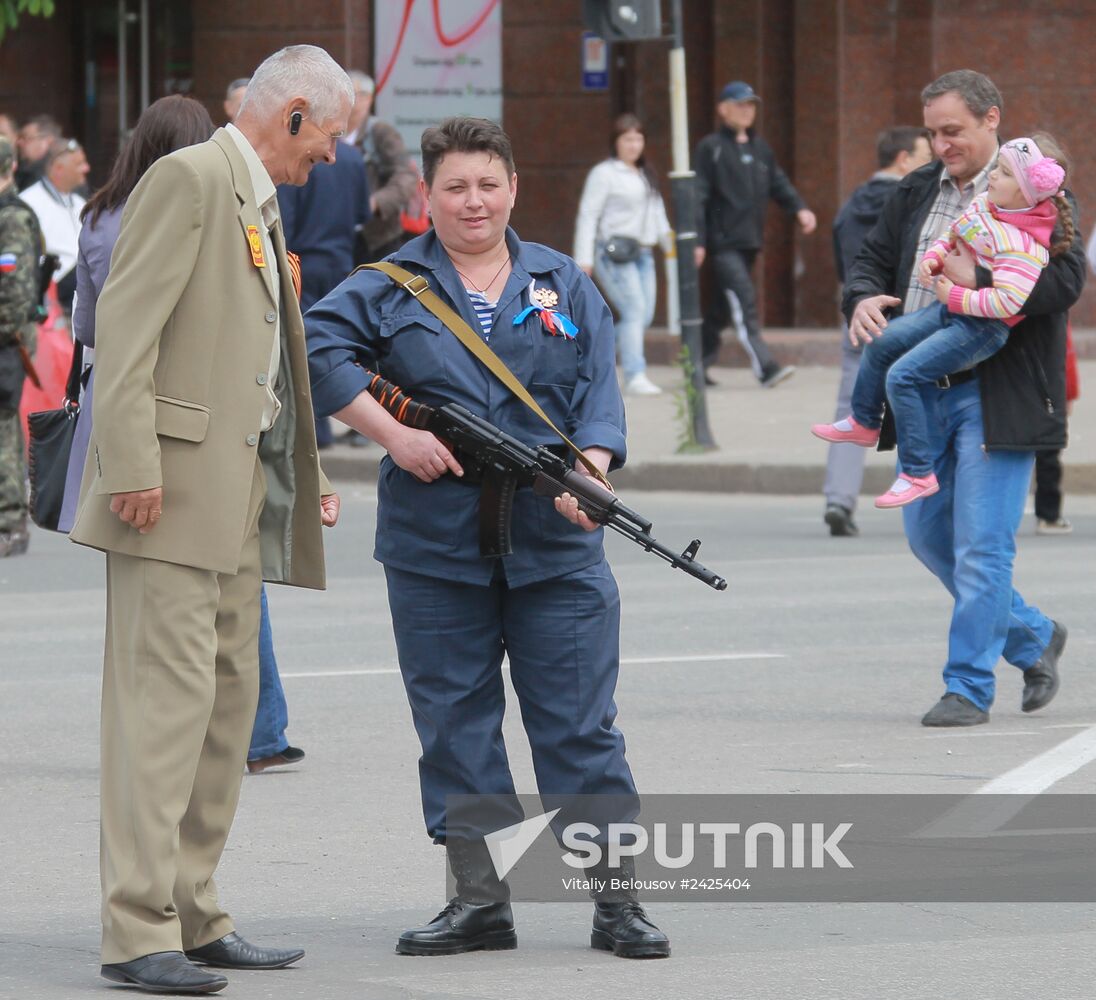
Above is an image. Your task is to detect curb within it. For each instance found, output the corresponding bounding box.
[320,450,1096,496]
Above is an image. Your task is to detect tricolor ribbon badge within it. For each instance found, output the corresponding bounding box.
[0,252,17,274]
[513,280,578,339]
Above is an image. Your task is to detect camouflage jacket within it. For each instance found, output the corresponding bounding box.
[0,182,42,347]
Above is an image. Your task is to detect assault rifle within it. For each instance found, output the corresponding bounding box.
[363,372,727,591]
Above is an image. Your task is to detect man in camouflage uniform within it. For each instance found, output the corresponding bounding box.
[0,134,42,557]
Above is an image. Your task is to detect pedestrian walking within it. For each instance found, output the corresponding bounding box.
[574,113,671,396]
[822,126,932,536]
[694,80,816,387]
[839,70,1083,727]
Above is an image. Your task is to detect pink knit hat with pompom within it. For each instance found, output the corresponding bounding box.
[997,138,1065,207]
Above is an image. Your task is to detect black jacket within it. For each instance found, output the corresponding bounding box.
[842,161,1086,452]
[694,127,804,252]
[832,175,900,283]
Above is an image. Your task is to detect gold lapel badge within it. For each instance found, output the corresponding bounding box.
[246,225,267,268]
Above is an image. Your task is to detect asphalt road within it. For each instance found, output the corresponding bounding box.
[3,488,1095,999]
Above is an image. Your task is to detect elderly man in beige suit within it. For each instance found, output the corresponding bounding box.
[69,45,353,996]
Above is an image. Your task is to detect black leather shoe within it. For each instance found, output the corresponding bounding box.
[185,932,303,969]
[247,745,305,774]
[921,692,989,727]
[396,897,517,955]
[1022,621,1066,713]
[824,503,859,537]
[591,900,671,958]
[101,951,227,994]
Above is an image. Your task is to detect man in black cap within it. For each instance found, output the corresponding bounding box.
[694,80,816,387]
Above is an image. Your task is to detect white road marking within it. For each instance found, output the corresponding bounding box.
[915,725,1096,839]
[280,651,785,680]
[976,725,1096,795]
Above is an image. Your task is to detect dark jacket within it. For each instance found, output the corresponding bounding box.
[694,126,804,252]
[278,144,371,310]
[842,161,1086,452]
[832,175,900,283]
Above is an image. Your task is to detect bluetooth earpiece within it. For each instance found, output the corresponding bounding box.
[289,112,302,136]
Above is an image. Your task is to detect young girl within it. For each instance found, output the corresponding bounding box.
[812,135,1074,507]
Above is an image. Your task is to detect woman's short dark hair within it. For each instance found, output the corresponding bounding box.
[83,95,215,226]
[420,117,514,187]
[610,112,657,187]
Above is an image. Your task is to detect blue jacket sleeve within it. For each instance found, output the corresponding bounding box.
[305,271,387,417]
[565,266,627,469]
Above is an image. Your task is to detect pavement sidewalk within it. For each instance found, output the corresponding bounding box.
[319,353,1096,496]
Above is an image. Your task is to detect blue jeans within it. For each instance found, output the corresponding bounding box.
[248,586,290,759]
[901,378,1054,711]
[851,302,1008,477]
[594,246,656,379]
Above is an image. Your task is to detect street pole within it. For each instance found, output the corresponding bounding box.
[667,0,716,450]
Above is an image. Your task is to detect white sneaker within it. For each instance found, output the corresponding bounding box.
[624,373,662,396]
[1036,517,1073,535]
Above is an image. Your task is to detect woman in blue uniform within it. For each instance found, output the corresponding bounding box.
[306,117,668,959]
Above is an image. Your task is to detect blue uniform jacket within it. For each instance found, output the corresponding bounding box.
[306,227,627,586]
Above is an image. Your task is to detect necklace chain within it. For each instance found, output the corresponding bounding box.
[455,254,510,296]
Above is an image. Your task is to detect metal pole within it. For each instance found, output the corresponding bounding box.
[139,0,150,113]
[668,0,715,450]
[117,0,127,138]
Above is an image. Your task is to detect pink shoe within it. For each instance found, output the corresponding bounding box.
[811,415,880,447]
[875,473,940,509]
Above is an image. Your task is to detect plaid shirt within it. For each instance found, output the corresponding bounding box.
[903,159,993,314]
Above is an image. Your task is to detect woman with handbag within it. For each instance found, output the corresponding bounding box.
[573,113,671,396]
[307,116,670,961]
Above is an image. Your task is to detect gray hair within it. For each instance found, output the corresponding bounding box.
[921,70,1003,119]
[225,77,250,99]
[347,70,375,97]
[239,45,353,124]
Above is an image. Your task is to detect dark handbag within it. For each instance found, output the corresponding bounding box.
[27,341,83,532]
[603,234,641,264]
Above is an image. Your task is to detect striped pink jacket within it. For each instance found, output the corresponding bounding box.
[922,194,1058,327]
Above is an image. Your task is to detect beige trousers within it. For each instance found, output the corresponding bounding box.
[99,461,264,964]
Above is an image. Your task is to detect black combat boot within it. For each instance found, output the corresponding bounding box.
[396,838,517,955]
[589,858,670,958]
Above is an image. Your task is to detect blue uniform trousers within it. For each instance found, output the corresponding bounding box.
[385,559,638,843]
[901,378,1054,710]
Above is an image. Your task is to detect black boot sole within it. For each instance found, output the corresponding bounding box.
[591,928,671,958]
[100,967,227,994]
[396,928,517,956]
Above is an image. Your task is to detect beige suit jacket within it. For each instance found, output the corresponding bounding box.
[70,129,326,589]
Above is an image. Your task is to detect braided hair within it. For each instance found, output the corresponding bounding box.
[1031,131,1075,257]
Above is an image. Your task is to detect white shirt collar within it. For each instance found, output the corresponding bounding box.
[225,123,278,222]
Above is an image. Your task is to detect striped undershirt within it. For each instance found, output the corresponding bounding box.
[466,290,496,339]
